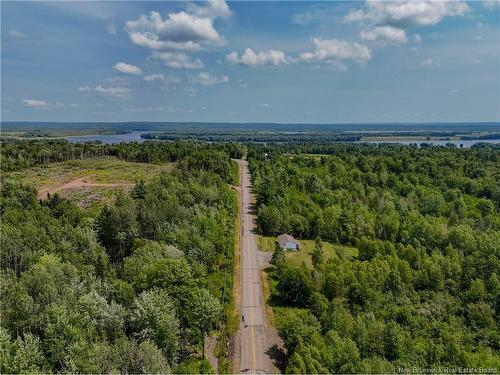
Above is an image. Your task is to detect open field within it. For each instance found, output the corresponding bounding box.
[7,157,174,207]
[257,235,358,268]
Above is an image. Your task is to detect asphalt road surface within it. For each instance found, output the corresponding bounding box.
[236,159,281,374]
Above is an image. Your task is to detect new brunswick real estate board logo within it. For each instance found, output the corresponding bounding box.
[397,367,498,374]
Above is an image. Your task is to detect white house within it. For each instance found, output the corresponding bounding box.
[277,234,300,251]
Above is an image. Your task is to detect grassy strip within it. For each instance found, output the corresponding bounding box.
[257,235,358,268]
[260,268,276,327]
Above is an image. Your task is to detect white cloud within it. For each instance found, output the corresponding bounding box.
[103,76,128,85]
[187,0,232,19]
[343,9,366,23]
[78,86,91,92]
[22,99,47,108]
[143,73,165,82]
[299,38,371,65]
[483,0,500,9]
[414,34,422,44]
[113,62,143,75]
[125,1,230,72]
[259,103,271,108]
[125,8,224,51]
[420,57,440,67]
[107,23,117,35]
[360,26,408,44]
[9,30,27,39]
[126,30,200,51]
[152,51,204,69]
[192,72,229,85]
[226,48,288,66]
[94,85,130,98]
[344,1,469,27]
[128,106,193,114]
[292,7,338,26]
[126,106,167,113]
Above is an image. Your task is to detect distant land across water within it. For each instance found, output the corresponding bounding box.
[63,132,500,148]
[1,121,499,148]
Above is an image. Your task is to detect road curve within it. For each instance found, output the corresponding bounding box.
[236,159,281,374]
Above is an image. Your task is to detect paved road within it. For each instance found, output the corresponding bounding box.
[236,159,281,374]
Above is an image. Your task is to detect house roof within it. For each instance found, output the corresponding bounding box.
[277,234,300,246]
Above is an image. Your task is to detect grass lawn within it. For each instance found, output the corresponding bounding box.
[257,235,277,252]
[6,157,174,209]
[257,235,358,268]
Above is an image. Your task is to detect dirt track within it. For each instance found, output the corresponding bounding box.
[37,175,134,199]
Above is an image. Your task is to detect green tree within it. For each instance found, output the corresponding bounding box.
[271,242,286,271]
[130,288,179,365]
[278,267,314,306]
[276,308,320,354]
[0,328,48,374]
[311,238,324,268]
[132,179,147,199]
[97,194,138,262]
[185,288,222,357]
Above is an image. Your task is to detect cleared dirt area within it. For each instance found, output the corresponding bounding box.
[5,157,174,206]
[37,175,134,199]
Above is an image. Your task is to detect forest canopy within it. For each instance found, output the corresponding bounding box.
[0,140,240,373]
[248,144,500,372]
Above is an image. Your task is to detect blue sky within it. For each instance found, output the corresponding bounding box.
[2,0,499,123]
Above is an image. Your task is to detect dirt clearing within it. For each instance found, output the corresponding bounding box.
[37,175,135,199]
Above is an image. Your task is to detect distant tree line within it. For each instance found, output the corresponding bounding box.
[141,132,361,143]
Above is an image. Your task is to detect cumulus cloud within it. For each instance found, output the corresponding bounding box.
[344,1,469,27]
[152,51,204,69]
[226,48,288,66]
[143,73,165,82]
[343,9,366,23]
[360,26,408,44]
[113,62,143,75]
[94,85,130,98]
[299,38,371,65]
[124,1,231,71]
[420,57,440,67]
[78,86,91,92]
[482,0,500,9]
[22,99,47,108]
[291,6,339,26]
[126,106,167,113]
[187,0,232,19]
[192,72,229,85]
[9,30,28,39]
[125,3,228,52]
[414,34,422,44]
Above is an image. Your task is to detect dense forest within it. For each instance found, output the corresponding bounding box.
[0,140,240,373]
[249,144,500,372]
